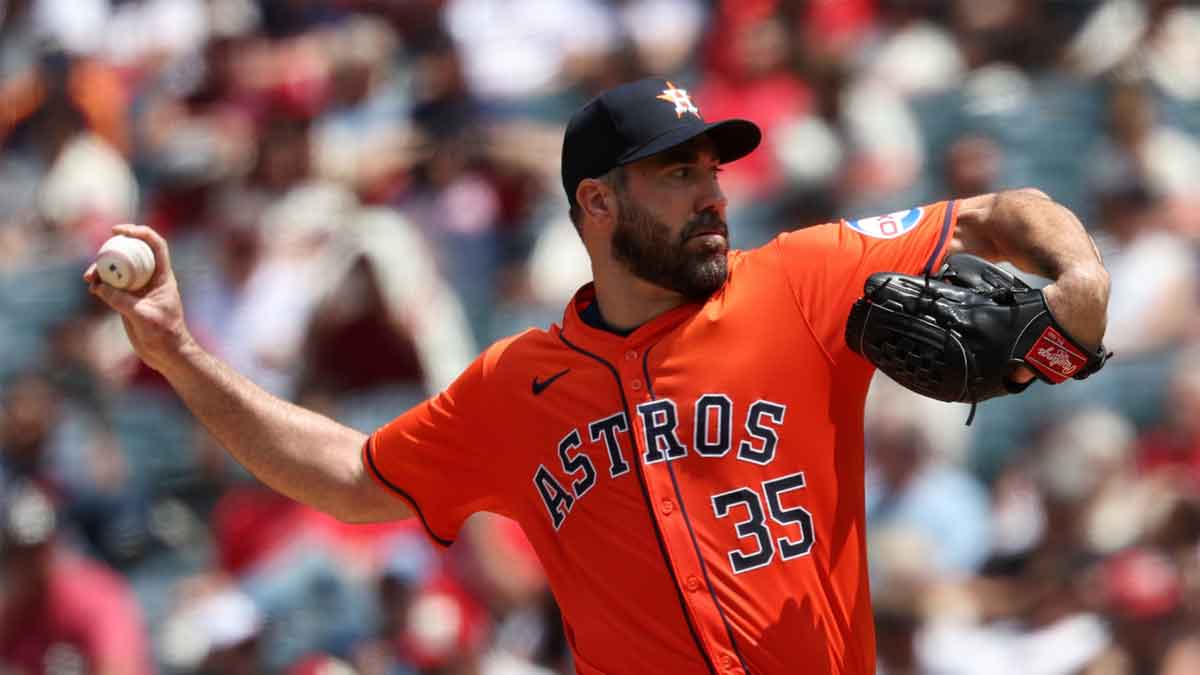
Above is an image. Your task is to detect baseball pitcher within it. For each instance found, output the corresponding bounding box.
[86,78,1110,674]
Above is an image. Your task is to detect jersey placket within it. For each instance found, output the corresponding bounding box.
[628,340,750,675]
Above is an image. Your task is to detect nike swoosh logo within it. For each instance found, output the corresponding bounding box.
[532,368,570,395]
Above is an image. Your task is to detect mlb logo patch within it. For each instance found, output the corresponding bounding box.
[846,207,924,239]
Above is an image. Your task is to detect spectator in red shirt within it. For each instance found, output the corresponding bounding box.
[1138,357,1200,494]
[0,482,153,675]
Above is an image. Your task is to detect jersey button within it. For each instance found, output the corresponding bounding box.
[624,350,637,361]
[685,575,702,592]
[630,379,643,391]
[720,654,735,669]
[660,499,674,515]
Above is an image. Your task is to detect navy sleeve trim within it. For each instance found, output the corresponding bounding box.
[922,200,957,276]
[364,438,455,548]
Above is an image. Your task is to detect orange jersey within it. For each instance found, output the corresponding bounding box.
[366,201,958,674]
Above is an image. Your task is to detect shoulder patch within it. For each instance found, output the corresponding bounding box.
[845,207,924,239]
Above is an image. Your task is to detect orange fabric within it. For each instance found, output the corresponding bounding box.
[367,201,957,674]
[779,200,958,364]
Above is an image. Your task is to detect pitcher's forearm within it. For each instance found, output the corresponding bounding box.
[990,191,1109,350]
[955,189,1110,350]
[1040,266,1109,350]
[83,224,410,522]
[161,339,408,522]
[987,189,1104,278]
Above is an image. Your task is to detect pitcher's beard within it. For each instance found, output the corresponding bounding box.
[611,197,728,300]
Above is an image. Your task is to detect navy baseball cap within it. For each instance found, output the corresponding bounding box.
[562,78,762,207]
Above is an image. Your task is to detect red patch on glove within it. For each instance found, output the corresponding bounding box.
[1024,326,1087,383]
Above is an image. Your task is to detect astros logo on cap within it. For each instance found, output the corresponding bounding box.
[656,81,701,119]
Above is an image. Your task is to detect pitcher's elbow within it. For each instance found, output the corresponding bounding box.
[326,491,414,524]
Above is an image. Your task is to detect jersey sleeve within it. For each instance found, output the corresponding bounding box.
[363,347,505,547]
[775,200,958,362]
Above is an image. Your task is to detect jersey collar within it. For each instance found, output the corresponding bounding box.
[558,282,707,352]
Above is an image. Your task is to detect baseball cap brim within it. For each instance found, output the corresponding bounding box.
[617,118,762,168]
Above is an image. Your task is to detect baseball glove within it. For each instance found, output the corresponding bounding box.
[845,253,1110,417]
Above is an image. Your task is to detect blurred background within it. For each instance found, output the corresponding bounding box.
[1,0,1199,673]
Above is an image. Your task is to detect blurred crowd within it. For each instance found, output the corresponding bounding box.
[1,0,1200,673]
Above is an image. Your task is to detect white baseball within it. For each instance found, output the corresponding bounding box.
[96,233,156,291]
